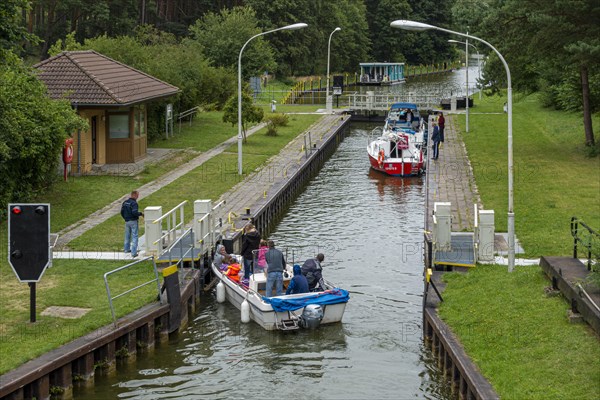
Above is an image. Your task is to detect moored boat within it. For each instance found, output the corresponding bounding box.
[367,102,426,177]
[359,62,405,85]
[212,256,349,331]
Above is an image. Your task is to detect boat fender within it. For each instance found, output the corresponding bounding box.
[378,150,385,167]
[216,281,226,303]
[241,299,250,323]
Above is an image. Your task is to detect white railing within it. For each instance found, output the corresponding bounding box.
[153,200,188,252]
[193,199,226,254]
[347,92,442,111]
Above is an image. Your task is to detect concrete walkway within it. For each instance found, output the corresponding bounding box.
[54,121,268,249]
[426,114,523,255]
[426,114,481,232]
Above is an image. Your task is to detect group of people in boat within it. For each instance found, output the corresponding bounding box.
[213,223,327,297]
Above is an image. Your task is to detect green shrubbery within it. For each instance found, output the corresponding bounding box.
[0,53,87,216]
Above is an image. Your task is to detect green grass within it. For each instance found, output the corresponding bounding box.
[0,258,158,374]
[438,265,600,400]
[33,150,197,233]
[0,106,322,373]
[70,113,321,250]
[456,92,600,256]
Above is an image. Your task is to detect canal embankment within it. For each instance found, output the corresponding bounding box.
[0,112,350,400]
[424,92,600,399]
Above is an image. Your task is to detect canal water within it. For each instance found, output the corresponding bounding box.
[79,123,453,399]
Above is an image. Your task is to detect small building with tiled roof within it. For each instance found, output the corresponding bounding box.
[35,50,179,173]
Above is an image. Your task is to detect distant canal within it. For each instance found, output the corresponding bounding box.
[78,123,452,399]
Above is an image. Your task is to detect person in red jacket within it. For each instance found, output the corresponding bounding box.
[437,112,445,143]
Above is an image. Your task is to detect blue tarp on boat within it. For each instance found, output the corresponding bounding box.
[263,289,350,312]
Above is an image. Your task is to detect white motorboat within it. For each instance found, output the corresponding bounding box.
[212,258,349,331]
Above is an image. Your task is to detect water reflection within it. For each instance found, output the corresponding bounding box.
[78,124,451,400]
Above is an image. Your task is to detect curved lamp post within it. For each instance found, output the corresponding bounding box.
[326,27,341,113]
[391,19,515,272]
[449,39,482,101]
[238,23,308,175]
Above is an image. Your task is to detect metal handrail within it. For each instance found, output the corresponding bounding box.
[104,256,162,326]
[153,200,188,247]
[571,216,600,271]
[163,227,195,272]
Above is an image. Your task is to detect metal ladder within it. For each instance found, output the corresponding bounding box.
[275,312,300,331]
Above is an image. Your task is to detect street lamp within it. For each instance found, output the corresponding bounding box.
[238,22,308,175]
[326,27,341,113]
[449,39,482,101]
[391,19,515,272]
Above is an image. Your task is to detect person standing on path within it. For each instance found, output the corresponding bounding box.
[438,112,445,143]
[121,190,144,257]
[264,240,286,297]
[241,224,261,279]
[431,123,441,160]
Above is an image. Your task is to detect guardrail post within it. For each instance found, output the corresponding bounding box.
[433,202,452,251]
[145,206,163,257]
[478,210,495,261]
[194,200,212,252]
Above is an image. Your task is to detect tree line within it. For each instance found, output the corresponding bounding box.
[1,0,597,215]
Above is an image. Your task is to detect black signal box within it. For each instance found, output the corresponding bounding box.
[8,204,50,282]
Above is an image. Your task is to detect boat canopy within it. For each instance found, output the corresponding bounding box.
[390,102,418,111]
[263,288,350,312]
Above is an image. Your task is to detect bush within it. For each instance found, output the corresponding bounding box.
[265,113,289,127]
[265,121,278,136]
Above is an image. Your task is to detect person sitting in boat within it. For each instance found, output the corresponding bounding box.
[285,264,309,295]
[225,262,242,282]
[213,244,232,270]
[301,253,325,292]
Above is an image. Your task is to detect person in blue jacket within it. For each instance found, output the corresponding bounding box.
[121,190,144,257]
[286,264,309,295]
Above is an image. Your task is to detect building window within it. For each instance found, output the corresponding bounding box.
[134,105,146,137]
[109,114,129,139]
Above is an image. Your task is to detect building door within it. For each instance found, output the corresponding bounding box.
[91,116,97,164]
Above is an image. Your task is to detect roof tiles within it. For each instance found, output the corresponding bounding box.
[34,51,179,106]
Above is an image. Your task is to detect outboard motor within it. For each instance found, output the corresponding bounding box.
[299,304,324,329]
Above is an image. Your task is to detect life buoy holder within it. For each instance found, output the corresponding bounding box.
[377,150,385,168]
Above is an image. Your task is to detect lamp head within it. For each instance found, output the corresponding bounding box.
[284,23,308,31]
[390,20,433,32]
[334,27,341,32]
[448,39,461,44]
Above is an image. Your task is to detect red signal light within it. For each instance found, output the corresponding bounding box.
[11,206,22,215]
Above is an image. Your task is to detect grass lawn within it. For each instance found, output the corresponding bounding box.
[438,265,600,399]
[0,107,322,373]
[0,258,158,374]
[70,113,320,250]
[440,93,600,399]
[456,92,600,257]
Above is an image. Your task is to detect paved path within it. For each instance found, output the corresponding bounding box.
[425,114,481,232]
[214,114,347,236]
[54,122,268,249]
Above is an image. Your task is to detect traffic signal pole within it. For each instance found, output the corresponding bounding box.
[29,283,36,323]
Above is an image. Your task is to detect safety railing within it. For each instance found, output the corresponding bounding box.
[104,256,162,326]
[195,200,226,253]
[346,92,442,111]
[153,200,187,252]
[177,106,201,134]
[571,216,600,271]
[162,227,197,280]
